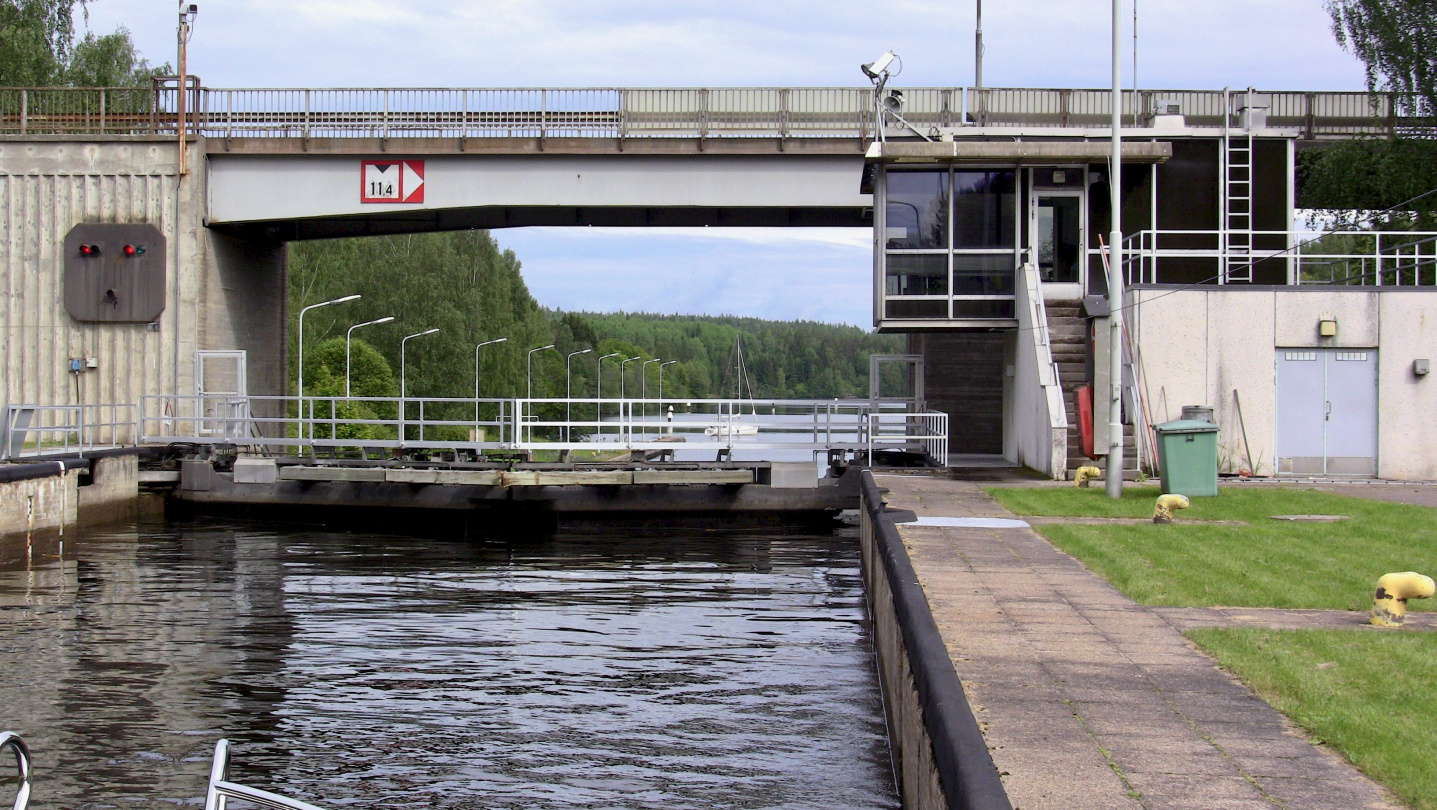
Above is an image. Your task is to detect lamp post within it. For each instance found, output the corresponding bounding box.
[345,316,393,398]
[658,360,678,402]
[659,360,678,435]
[400,328,439,442]
[1106,0,1125,499]
[597,352,620,437]
[640,358,661,436]
[474,337,508,433]
[618,356,640,436]
[297,294,360,438]
[565,348,593,442]
[527,344,556,399]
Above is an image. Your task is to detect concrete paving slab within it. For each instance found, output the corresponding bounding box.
[875,472,1405,810]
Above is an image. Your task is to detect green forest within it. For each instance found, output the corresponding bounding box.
[289,231,901,406]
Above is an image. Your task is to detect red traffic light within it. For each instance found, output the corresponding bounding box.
[123,244,136,256]
[79,244,100,256]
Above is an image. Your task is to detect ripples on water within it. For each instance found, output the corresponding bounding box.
[0,522,898,809]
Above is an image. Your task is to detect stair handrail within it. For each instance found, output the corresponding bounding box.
[0,732,31,810]
[205,740,331,810]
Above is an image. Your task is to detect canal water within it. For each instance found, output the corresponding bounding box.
[0,520,898,809]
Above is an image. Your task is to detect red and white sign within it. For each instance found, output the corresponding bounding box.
[360,160,425,203]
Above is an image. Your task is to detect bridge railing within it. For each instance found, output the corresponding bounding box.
[2,403,138,460]
[0,85,1428,139]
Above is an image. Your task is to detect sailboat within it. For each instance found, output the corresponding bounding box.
[705,336,759,438]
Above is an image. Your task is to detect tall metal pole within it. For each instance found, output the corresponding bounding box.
[619,356,640,401]
[597,352,620,437]
[641,358,660,433]
[974,0,983,90]
[400,328,439,443]
[527,345,556,399]
[1106,0,1126,499]
[346,316,393,398]
[297,294,360,437]
[565,348,592,442]
[474,337,507,430]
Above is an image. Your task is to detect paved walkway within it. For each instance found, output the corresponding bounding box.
[876,472,1404,810]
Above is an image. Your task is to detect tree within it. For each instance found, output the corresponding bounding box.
[0,1,166,86]
[64,27,166,86]
[1303,2,1437,229]
[1327,0,1437,117]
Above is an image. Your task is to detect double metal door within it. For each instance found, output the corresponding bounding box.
[1275,349,1377,475]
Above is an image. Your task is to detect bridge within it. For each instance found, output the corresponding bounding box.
[0,82,1427,476]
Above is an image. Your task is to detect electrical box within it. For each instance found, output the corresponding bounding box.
[64,223,166,323]
[1416,359,1431,377]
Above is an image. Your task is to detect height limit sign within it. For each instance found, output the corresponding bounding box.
[360,160,425,203]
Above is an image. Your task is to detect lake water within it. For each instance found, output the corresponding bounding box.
[0,521,897,809]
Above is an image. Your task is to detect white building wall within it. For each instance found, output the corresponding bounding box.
[1129,286,1437,480]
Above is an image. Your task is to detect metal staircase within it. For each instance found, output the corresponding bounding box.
[1221,88,1255,283]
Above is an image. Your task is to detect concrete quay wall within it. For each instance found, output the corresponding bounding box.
[857,472,1011,810]
[0,453,139,537]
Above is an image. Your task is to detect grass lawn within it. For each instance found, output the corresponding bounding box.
[1189,628,1437,810]
[984,485,1437,611]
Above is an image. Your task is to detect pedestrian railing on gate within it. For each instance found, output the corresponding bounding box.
[132,394,948,463]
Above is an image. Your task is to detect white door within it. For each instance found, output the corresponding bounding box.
[1275,349,1378,475]
[196,351,247,438]
[1028,177,1085,300]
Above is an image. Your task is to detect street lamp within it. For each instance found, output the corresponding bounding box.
[474,337,508,431]
[618,356,642,401]
[345,315,393,398]
[597,352,620,437]
[565,348,593,441]
[659,360,678,436]
[658,360,678,402]
[527,344,556,399]
[640,359,661,425]
[297,294,360,401]
[400,328,440,399]
[400,328,439,442]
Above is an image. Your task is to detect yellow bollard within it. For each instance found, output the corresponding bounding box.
[1370,572,1435,627]
[1153,494,1190,524]
[1074,466,1103,488]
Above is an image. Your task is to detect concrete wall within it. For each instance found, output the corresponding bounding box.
[77,454,140,525]
[858,498,948,809]
[1129,286,1437,480]
[1004,266,1068,478]
[0,468,78,536]
[0,137,288,425]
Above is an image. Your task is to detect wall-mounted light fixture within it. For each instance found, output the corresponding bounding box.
[1415,359,1431,377]
[1318,317,1338,338]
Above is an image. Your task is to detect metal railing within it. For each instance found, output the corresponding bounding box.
[0,85,1427,140]
[134,394,947,462]
[2,403,138,460]
[0,732,32,810]
[205,740,329,810]
[1122,229,1437,287]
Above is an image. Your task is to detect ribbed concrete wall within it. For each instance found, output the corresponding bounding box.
[0,137,287,427]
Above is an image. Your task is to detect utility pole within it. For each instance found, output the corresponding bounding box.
[1106,0,1125,499]
[974,0,984,90]
[176,4,197,175]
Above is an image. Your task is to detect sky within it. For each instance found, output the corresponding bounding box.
[84,1,1369,326]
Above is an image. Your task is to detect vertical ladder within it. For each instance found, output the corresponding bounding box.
[1221,88,1255,283]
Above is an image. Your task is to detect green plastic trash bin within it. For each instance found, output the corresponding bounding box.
[1154,419,1219,497]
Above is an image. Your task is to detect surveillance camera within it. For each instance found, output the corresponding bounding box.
[861,51,897,80]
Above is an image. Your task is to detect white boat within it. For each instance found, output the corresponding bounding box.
[704,414,759,438]
[706,337,760,439]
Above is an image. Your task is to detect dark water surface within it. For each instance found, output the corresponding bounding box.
[0,521,897,809]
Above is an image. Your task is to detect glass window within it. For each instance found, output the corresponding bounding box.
[951,255,1016,296]
[885,171,949,249]
[1037,196,1082,283]
[885,254,948,297]
[952,171,1015,248]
